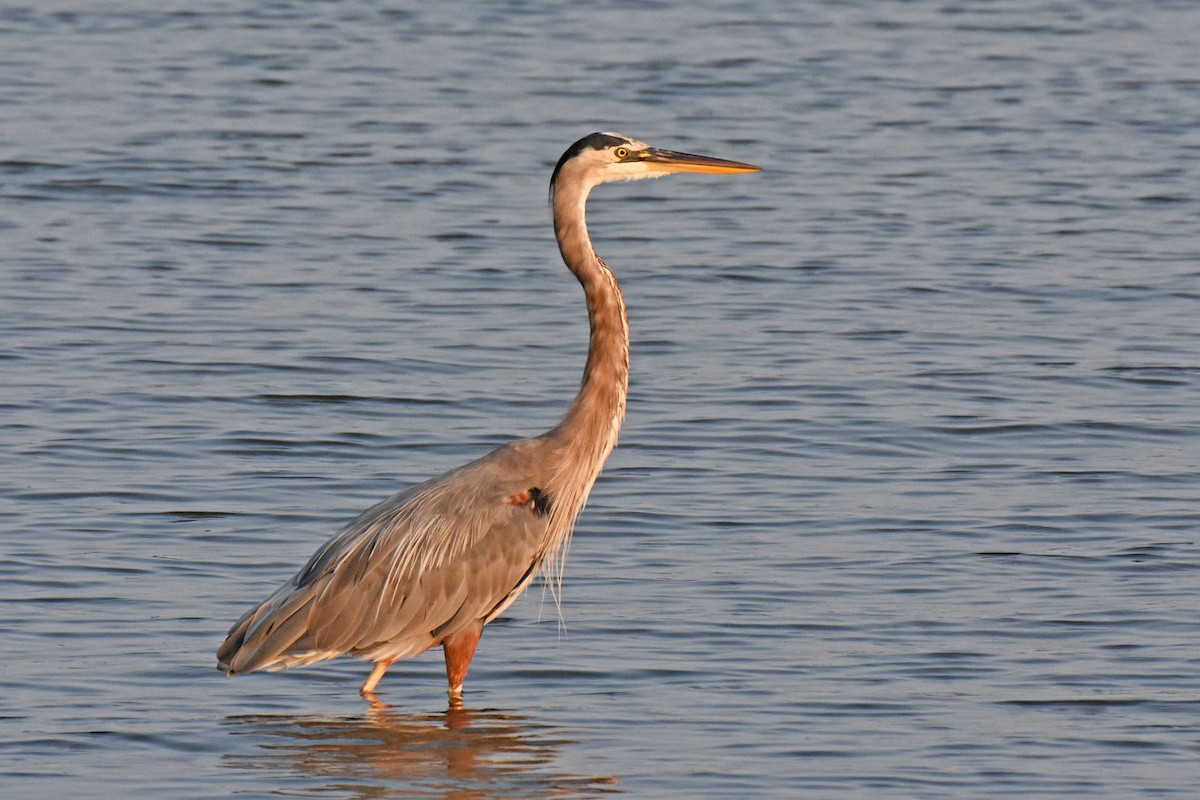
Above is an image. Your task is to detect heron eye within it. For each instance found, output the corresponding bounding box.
[614,147,629,159]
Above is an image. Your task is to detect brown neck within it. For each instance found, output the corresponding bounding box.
[543,180,630,491]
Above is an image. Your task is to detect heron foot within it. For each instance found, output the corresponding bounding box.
[361,689,392,709]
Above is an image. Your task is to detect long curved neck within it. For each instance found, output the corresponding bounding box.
[545,178,630,480]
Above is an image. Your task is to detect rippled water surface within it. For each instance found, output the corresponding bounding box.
[3,1,1199,797]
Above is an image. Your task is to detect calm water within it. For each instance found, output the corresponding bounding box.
[3,1,1199,797]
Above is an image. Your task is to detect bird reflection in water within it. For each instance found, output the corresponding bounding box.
[224,702,620,798]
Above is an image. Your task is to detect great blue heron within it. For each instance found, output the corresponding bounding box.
[217,132,760,701]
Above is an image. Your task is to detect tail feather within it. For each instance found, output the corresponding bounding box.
[217,582,322,676]
[216,608,254,674]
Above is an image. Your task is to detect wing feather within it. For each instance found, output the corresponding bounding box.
[218,439,555,675]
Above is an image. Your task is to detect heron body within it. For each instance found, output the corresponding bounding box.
[217,132,760,700]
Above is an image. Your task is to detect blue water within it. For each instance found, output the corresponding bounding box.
[2,1,1198,797]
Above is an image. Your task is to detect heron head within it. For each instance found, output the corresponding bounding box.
[550,132,760,197]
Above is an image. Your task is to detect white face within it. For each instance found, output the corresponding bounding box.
[566,135,667,190]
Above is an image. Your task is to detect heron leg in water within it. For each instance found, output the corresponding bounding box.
[357,622,482,700]
[443,622,483,698]
[361,658,394,696]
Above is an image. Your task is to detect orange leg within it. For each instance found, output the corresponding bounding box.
[361,657,394,696]
[442,622,483,698]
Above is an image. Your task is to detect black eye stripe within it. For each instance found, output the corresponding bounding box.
[551,133,632,188]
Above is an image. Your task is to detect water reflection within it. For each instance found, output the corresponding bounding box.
[224,703,620,798]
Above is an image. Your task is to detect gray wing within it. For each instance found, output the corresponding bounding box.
[217,440,553,675]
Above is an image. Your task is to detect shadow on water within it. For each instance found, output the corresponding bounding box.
[222,703,621,799]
